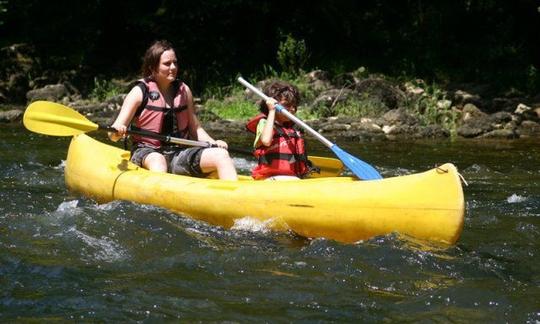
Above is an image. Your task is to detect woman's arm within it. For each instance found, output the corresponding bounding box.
[109,86,143,141]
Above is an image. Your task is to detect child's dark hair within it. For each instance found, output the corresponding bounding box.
[258,81,301,114]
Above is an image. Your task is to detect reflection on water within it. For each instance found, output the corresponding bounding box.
[1,124,539,322]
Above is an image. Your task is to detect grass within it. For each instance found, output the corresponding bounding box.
[204,96,258,121]
[340,98,386,118]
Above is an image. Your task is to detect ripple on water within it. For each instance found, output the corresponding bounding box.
[65,226,128,263]
[515,222,539,240]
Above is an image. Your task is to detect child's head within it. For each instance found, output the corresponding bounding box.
[259,81,301,115]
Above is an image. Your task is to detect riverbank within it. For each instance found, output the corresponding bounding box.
[2,69,540,140]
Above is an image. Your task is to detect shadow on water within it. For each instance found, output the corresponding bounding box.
[1,124,539,322]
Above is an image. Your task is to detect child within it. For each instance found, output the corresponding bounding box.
[245,80,315,180]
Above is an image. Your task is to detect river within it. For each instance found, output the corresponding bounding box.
[1,123,539,322]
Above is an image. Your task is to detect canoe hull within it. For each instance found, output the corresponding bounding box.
[65,134,464,244]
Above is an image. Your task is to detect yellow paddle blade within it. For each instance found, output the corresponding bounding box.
[308,155,344,178]
[23,101,99,136]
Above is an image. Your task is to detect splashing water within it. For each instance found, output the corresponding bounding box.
[231,216,275,233]
[507,193,527,203]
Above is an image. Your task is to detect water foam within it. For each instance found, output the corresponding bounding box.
[507,194,527,203]
[67,227,127,262]
[54,160,66,170]
[231,216,273,233]
[56,200,79,212]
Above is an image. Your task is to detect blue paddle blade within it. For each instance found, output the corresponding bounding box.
[330,144,383,180]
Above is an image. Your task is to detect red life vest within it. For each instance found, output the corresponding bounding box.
[132,78,190,148]
[246,113,310,179]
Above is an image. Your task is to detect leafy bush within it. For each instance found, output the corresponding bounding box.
[89,77,122,101]
[277,34,310,74]
[333,96,387,118]
[0,1,7,26]
[403,81,459,134]
[526,65,539,94]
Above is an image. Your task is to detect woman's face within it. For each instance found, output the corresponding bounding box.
[153,49,178,83]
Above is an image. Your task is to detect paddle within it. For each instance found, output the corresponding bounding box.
[237,77,383,180]
[23,100,345,176]
[23,100,251,153]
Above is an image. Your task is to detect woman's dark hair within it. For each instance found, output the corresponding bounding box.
[141,40,175,78]
[258,80,301,114]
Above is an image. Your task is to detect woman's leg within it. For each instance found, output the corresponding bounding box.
[199,148,238,180]
[143,152,168,172]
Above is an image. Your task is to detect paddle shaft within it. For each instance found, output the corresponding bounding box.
[238,77,333,148]
[99,124,253,155]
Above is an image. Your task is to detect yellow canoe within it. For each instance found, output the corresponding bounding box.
[65,134,465,244]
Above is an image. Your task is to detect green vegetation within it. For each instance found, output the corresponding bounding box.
[403,81,459,133]
[331,97,387,119]
[201,68,461,135]
[3,1,535,138]
[204,96,258,121]
[276,34,310,75]
[2,1,538,95]
[0,1,7,26]
[89,78,123,101]
[526,65,539,94]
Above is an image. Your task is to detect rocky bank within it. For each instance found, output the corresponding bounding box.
[1,44,540,140]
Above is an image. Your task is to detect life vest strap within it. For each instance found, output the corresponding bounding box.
[144,105,188,112]
[273,124,301,139]
[258,153,309,164]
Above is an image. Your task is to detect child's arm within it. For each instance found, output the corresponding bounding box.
[259,99,277,146]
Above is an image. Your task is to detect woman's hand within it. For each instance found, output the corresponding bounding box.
[108,124,127,142]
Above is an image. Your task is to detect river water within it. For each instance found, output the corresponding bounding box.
[1,123,539,322]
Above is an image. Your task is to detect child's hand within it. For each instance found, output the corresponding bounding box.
[265,98,278,112]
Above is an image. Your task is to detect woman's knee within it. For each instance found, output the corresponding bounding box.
[201,148,233,167]
[200,148,237,180]
[143,152,168,172]
[214,148,232,161]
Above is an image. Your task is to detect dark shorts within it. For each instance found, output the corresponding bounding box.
[131,145,206,177]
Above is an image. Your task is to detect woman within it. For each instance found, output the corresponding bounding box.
[110,40,237,180]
